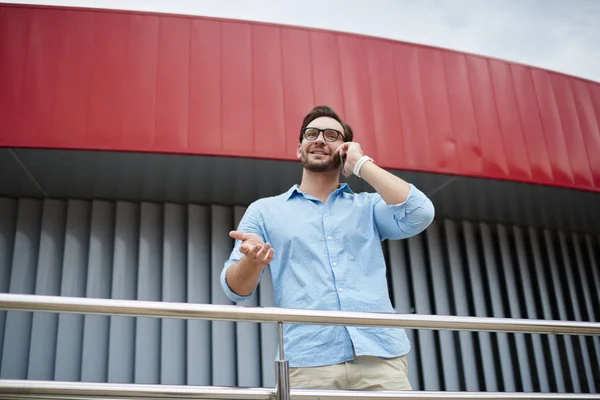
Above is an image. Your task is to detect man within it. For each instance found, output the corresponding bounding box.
[220,105,434,391]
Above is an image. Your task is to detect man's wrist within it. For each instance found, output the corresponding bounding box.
[240,254,267,271]
[353,155,374,178]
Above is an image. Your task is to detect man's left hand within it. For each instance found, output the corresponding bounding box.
[334,142,364,177]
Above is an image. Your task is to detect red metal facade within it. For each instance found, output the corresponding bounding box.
[1,4,600,192]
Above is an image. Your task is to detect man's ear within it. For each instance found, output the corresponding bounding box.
[296,142,302,159]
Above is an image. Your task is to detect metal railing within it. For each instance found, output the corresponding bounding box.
[0,293,599,400]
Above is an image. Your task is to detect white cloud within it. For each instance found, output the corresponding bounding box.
[4,0,600,82]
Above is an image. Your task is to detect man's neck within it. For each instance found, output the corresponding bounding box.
[298,169,341,203]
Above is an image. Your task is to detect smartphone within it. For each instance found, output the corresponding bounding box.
[340,152,347,172]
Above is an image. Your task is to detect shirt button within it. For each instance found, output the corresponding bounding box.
[327,236,332,240]
[324,213,328,217]
[333,262,337,266]
[338,288,343,292]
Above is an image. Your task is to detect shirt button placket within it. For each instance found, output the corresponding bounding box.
[324,210,337,270]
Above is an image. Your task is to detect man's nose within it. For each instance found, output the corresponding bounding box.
[314,132,326,143]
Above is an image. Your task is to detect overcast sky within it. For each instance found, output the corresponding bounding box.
[5,0,600,83]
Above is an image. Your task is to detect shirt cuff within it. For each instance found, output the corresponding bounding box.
[220,261,254,303]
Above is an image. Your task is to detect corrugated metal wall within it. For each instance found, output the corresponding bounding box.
[2,5,600,193]
[0,197,599,393]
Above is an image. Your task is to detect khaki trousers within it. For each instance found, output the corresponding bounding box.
[289,355,412,391]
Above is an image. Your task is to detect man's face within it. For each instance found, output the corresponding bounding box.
[297,117,345,173]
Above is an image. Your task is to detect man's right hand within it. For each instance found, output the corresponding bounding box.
[229,231,274,267]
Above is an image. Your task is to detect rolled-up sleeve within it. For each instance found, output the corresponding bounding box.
[372,184,435,240]
[220,202,267,302]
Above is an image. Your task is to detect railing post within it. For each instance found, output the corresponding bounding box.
[275,322,290,400]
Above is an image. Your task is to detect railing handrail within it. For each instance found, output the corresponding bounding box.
[1,293,599,336]
[1,379,599,399]
[1,293,600,399]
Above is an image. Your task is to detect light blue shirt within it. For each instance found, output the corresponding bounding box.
[221,183,435,368]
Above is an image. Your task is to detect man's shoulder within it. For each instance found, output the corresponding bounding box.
[342,188,380,203]
[245,189,294,211]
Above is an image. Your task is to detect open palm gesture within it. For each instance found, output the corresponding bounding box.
[229,231,274,267]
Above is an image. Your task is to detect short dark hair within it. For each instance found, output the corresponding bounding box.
[299,105,353,143]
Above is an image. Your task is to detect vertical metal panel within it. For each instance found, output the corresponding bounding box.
[186,204,211,385]
[388,238,420,390]
[135,203,162,384]
[497,225,532,392]
[462,221,497,391]
[542,230,581,392]
[571,79,600,188]
[407,234,439,390]
[0,197,599,394]
[54,200,90,381]
[590,81,600,137]
[0,198,17,366]
[210,205,236,386]
[251,25,286,159]
[528,227,566,392]
[488,60,531,181]
[1,199,42,378]
[309,31,345,114]
[479,224,515,391]
[551,75,594,187]
[392,43,431,171]
[81,201,114,383]
[259,266,277,388]
[557,232,596,392]
[20,9,64,145]
[337,35,377,156]
[512,226,549,392]
[509,64,554,184]
[121,14,159,151]
[107,202,139,383]
[467,58,509,178]
[442,220,478,391]
[365,40,404,168]
[28,200,66,380]
[189,19,221,154]
[0,7,30,144]
[586,83,600,187]
[155,17,191,151]
[531,70,574,186]
[280,27,314,160]
[233,207,261,387]
[583,235,600,378]
[52,8,95,149]
[86,12,128,149]
[221,22,253,155]
[161,204,187,384]
[442,52,484,177]
[418,47,458,173]
[425,221,459,390]
[585,235,600,316]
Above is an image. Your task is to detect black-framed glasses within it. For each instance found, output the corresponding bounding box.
[303,127,345,142]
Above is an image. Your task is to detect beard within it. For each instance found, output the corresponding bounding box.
[300,145,342,172]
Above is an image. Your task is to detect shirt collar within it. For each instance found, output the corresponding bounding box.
[284,183,353,201]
